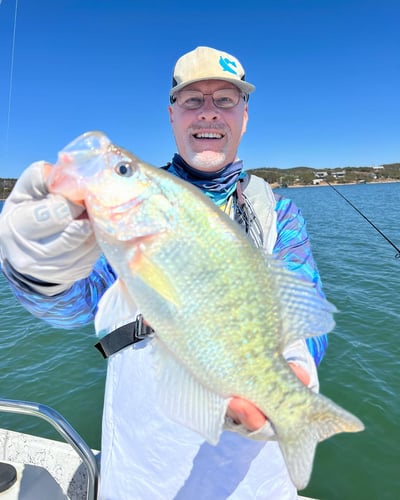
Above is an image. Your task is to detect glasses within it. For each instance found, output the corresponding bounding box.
[170,88,247,110]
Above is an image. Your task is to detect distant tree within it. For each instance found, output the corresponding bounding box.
[1,178,17,199]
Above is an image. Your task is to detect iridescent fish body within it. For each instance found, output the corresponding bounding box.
[47,131,364,490]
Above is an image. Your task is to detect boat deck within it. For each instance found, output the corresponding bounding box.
[0,428,318,499]
[0,428,99,499]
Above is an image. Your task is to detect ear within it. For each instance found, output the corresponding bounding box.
[168,105,174,124]
[242,104,249,135]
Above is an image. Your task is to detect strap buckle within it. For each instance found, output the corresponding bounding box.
[94,314,154,359]
[134,314,149,340]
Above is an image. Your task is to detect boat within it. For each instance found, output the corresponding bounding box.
[0,398,99,499]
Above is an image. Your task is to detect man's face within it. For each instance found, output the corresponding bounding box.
[168,80,248,172]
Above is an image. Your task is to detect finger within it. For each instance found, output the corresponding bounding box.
[227,397,267,431]
[11,196,87,240]
[289,362,311,386]
[8,162,52,202]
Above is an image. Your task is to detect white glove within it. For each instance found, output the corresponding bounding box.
[0,161,101,295]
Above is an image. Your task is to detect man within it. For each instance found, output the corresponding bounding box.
[0,46,327,499]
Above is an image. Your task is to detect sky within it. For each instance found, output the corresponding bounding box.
[0,0,399,178]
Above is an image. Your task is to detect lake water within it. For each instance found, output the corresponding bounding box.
[1,182,399,499]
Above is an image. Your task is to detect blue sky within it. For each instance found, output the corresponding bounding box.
[0,0,399,178]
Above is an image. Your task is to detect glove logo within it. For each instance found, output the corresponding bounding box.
[34,205,51,222]
[34,202,70,222]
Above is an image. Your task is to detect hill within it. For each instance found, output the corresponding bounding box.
[2,163,400,198]
[247,163,400,187]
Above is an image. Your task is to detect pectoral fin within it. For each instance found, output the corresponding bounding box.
[129,252,181,307]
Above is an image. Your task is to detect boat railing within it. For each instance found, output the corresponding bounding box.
[0,397,99,499]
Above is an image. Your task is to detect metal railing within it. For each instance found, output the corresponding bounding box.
[0,397,99,499]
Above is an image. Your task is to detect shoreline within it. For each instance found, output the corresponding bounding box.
[1,180,399,203]
[271,179,400,189]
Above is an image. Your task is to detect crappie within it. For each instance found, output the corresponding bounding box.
[47,131,364,490]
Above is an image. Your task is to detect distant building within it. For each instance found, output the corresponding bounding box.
[315,171,328,178]
[331,171,345,179]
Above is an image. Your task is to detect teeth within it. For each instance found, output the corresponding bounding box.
[194,132,223,139]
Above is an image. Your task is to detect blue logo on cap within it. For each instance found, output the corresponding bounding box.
[219,56,238,75]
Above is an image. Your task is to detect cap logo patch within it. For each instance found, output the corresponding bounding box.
[219,56,238,75]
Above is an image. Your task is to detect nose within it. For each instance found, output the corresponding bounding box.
[197,95,220,120]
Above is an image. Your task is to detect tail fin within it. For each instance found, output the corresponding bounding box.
[276,393,364,490]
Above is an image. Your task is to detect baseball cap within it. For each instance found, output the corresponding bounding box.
[170,46,255,97]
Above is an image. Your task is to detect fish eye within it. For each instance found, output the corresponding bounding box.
[115,161,134,177]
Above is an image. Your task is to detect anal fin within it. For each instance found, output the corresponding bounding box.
[153,340,227,444]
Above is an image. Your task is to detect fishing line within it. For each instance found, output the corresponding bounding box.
[5,0,19,155]
[325,180,400,259]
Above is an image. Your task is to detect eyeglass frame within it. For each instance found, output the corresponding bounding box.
[169,87,249,109]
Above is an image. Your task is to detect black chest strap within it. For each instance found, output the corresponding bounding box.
[94,314,154,359]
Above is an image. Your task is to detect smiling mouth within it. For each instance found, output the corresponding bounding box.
[193,132,224,139]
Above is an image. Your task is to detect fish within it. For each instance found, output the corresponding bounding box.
[47,130,364,490]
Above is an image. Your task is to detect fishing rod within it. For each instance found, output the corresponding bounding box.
[325,180,400,259]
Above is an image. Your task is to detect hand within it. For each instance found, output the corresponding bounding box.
[226,362,311,431]
[0,161,101,295]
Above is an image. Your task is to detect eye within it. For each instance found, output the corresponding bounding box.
[214,96,234,107]
[115,161,134,177]
[184,97,203,108]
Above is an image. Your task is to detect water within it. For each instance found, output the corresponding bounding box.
[1,183,399,499]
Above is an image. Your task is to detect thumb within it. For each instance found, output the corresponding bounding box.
[6,161,52,203]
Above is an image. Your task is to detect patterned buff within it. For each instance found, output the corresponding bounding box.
[166,154,245,206]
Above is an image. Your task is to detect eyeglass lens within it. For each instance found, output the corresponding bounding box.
[173,88,243,109]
